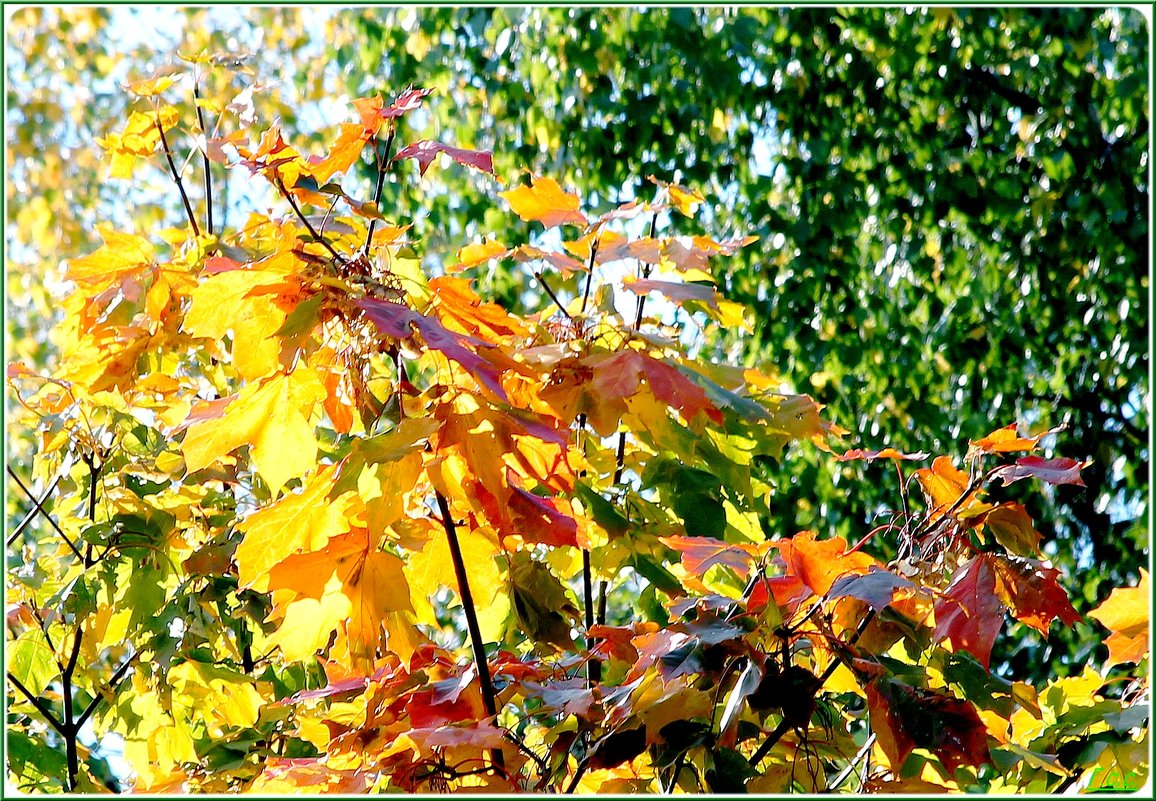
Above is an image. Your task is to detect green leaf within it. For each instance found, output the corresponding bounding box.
[8,632,58,697]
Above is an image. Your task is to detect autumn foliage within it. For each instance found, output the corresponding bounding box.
[5,69,1149,795]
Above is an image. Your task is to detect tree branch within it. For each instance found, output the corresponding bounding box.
[274,176,346,265]
[155,113,201,237]
[6,672,68,738]
[6,467,85,562]
[434,490,505,772]
[193,81,214,237]
[364,123,397,252]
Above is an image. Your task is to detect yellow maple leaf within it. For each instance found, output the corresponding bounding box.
[183,269,303,381]
[498,175,588,227]
[66,224,154,288]
[180,367,325,495]
[234,464,361,591]
[1089,569,1150,668]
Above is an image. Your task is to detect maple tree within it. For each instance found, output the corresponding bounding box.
[5,63,1149,795]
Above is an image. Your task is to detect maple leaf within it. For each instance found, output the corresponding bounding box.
[234,464,361,591]
[66,224,155,289]
[358,298,508,400]
[992,455,1091,487]
[658,535,763,579]
[498,175,588,227]
[180,367,325,494]
[649,176,706,217]
[915,455,985,520]
[305,122,370,183]
[393,140,495,176]
[837,447,930,462]
[983,503,1043,556]
[774,529,877,596]
[934,556,1006,669]
[379,86,433,119]
[829,567,917,612]
[967,422,1059,457]
[183,269,304,380]
[867,677,991,772]
[1088,569,1150,668]
[451,237,508,272]
[987,554,1081,634]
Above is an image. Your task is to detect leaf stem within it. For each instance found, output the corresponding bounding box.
[534,271,572,320]
[154,113,201,237]
[434,490,505,772]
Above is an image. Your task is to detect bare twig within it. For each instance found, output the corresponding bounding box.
[534,271,573,320]
[6,672,67,737]
[75,651,136,730]
[826,732,876,792]
[8,473,62,546]
[365,123,397,252]
[579,236,600,314]
[6,467,85,562]
[155,113,201,237]
[192,81,213,236]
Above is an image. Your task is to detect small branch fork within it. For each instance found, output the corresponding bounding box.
[154,112,201,238]
[365,123,397,253]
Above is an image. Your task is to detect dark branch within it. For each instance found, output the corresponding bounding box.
[364,124,397,252]
[6,467,85,562]
[193,81,214,236]
[155,113,201,237]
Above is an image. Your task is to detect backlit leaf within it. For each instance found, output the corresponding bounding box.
[498,175,588,227]
[1088,569,1150,668]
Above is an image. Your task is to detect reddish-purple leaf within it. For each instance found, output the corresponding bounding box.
[829,567,916,612]
[624,279,722,311]
[379,86,433,119]
[393,140,495,176]
[358,298,507,400]
[659,535,759,579]
[933,556,1006,669]
[992,455,1090,487]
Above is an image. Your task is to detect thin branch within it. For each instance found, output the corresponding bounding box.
[193,81,213,236]
[748,716,792,766]
[6,672,67,737]
[274,176,346,265]
[74,651,136,730]
[534,271,573,320]
[6,467,85,562]
[579,236,600,314]
[434,490,505,772]
[826,732,876,792]
[364,123,397,252]
[8,473,62,546]
[582,549,600,685]
[155,113,201,237]
[564,754,591,794]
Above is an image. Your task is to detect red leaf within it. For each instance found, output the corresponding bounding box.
[933,556,1006,669]
[867,677,991,772]
[393,139,495,176]
[988,554,1081,634]
[505,484,579,548]
[992,455,1090,487]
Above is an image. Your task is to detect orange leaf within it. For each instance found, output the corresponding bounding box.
[915,456,982,519]
[774,530,877,596]
[988,554,1081,634]
[499,175,588,227]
